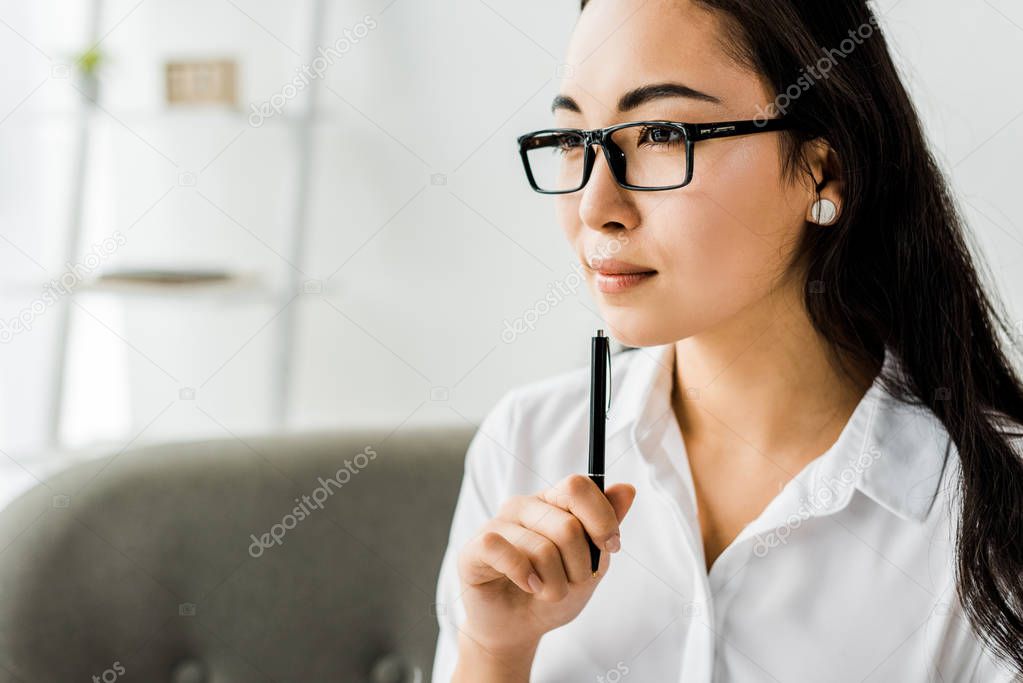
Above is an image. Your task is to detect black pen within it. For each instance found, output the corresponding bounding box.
[587,329,609,576]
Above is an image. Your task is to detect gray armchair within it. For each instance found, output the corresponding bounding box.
[0,426,474,682]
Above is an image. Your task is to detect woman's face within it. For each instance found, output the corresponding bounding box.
[556,0,814,348]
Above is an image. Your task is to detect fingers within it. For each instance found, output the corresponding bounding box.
[458,479,639,600]
[458,520,573,600]
[604,483,637,523]
[537,474,623,554]
[504,497,593,583]
[458,528,542,596]
[490,521,570,599]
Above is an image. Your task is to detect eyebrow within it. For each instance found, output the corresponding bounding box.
[551,81,722,114]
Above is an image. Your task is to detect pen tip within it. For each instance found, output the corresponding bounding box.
[597,329,604,337]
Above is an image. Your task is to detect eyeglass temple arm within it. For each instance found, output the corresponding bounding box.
[687,117,791,141]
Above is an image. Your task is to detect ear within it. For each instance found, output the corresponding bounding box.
[803,138,844,226]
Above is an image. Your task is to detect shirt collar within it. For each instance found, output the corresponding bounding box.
[605,343,951,524]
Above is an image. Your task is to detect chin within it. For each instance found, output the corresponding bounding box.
[598,306,684,348]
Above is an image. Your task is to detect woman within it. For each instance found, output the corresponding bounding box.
[432,0,1023,680]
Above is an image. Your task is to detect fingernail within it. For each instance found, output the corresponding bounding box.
[604,533,621,553]
[527,573,544,594]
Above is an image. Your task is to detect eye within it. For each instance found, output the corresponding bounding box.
[555,134,585,155]
[638,125,684,147]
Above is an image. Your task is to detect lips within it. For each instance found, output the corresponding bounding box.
[586,257,657,276]
[585,257,658,294]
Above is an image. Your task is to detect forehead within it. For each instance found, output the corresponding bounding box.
[561,0,768,120]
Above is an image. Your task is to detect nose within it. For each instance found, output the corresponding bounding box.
[578,146,641,233]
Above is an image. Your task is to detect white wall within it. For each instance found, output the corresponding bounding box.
[0,0,1020,461]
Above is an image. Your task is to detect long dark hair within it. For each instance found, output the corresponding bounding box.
[581,0,1023,674]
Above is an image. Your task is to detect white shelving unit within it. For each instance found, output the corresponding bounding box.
[47,0,102,446]
[44,0,327,448]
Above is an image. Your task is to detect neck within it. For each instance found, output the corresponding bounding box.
[671,283,878,472]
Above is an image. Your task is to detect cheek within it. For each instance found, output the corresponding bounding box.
[646,144,806,316]
[548,140,808,346]
[679,142,803,276]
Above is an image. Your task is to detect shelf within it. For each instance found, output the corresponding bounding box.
[0,271,329,302]
[6,107,317,127]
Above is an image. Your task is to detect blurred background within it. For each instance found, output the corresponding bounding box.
[1,0,1021,484]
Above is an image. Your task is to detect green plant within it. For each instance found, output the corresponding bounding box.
[73,46,104,76]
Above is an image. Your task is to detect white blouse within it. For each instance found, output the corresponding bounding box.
[431,342,1019,682]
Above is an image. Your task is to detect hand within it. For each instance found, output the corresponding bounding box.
[455,474,637,658]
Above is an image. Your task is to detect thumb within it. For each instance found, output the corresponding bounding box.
[604,483,637,524]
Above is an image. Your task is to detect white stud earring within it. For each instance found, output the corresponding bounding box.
[811,198,839,226]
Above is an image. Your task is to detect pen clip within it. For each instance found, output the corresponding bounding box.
[605,340,612,418]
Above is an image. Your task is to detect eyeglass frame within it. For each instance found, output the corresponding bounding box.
[516,117,793,194]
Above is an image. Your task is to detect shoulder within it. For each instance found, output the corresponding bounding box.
[910,404,1023,526]
[465,347,649,485]
[498,346,648,439]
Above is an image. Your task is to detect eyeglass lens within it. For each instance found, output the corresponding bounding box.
[523,123,688,192]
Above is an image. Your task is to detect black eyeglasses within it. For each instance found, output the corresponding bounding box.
[516,117,792,194]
